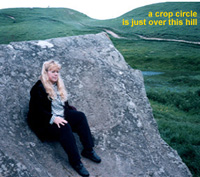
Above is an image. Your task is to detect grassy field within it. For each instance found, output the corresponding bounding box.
[111,38,200,71]
[0,3,200,176]
[144,72,200,176]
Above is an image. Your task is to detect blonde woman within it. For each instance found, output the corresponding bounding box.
[27,60,101,176]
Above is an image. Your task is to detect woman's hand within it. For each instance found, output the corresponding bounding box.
[54,117,68,128]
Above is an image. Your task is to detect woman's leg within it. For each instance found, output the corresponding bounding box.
[46,123,81,165]
[65,110,94,151]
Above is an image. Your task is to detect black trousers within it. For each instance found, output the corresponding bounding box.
[46,110,94,165]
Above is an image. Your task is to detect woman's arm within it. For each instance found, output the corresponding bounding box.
[29,84,52,125]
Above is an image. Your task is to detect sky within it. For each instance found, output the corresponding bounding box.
[0,0,199,20]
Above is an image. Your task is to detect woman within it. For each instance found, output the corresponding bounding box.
[27,60,101,177]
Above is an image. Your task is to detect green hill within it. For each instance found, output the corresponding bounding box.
[0,3,199,71]
[0,2,199,44]
[0,8,97,44]
[91,2,200,72]
[93,2,200,41]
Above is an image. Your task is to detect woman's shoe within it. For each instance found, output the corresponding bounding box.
[70,162,90,176]
[81,150,101,163]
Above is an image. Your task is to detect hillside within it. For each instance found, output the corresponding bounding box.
[0,8,96,44]
[0,2,199,44]
[93,2,200,42]
[0,3,199,71]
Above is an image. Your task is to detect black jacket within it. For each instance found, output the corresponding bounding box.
[27,80,75,141]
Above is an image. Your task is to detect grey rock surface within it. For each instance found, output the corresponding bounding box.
[0,32,191,177]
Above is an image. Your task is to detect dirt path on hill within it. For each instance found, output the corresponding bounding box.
[137,34,200,45]
[104,29,126,39]
[105,29,200,45]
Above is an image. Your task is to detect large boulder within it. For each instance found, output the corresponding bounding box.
[0,32,191,176]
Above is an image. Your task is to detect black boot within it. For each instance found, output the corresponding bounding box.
[81,149,101,163]
[70,161,90,176]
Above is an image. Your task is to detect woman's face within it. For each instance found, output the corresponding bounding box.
[47,68,59,84]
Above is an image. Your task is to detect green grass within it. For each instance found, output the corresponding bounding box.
[145,71,200,177]
[0,8,99,43]
[0,3,200,176]
[91,2,200,41]
[111,38,200,71]
[149,100,200,176]
[1,2,200,44]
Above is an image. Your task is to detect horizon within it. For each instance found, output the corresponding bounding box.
[0,0,199,20]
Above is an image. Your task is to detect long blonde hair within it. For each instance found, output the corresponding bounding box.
[40,60,68,101]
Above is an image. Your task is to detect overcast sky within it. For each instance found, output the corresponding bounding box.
[0,0,199,19]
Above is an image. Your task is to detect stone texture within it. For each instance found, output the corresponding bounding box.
[0,32,191,177]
